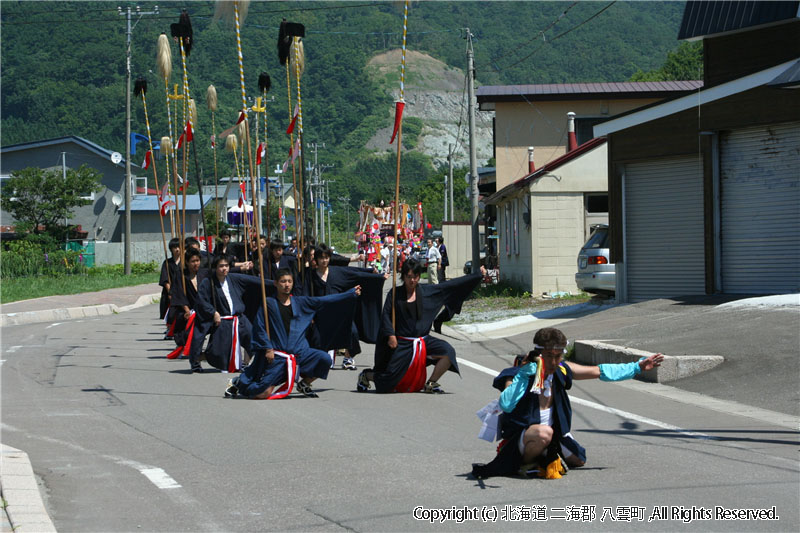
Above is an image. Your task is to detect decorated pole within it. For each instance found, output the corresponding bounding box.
[160,135,176,235]
[389,0,410,328]
[171,11,193,251]
[156,33,178,238]
[188,99,207,240]
[292,35,309,251]
[225,134,249,258]
[217,0,269,338]
[134,77,171,288]
[257,72,271,239]
[279,20,306,266]
[207,85,220,237]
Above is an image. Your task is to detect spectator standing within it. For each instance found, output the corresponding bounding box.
[425,238,441,284]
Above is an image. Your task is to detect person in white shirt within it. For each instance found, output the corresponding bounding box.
[380,242,391,274]
[426,238,442,284]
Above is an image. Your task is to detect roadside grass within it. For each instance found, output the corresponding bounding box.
[452,282,593,324]
[0,272,159,304]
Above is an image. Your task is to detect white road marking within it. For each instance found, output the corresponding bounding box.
[458,357,715,440]
[1,424,182,490]
[137,467,182,489]
[46,323,62,329]
[6,346,22,353]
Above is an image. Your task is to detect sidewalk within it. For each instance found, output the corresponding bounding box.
[0,284,161,327]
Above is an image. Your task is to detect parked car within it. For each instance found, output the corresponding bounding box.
[575,224,615,295]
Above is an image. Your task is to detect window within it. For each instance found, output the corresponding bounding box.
[504,203,511,256]
[586,193,608,214]
[513,198,519,255]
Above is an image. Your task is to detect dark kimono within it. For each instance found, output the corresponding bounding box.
[194,273,268,371]
[236,290,358,398]
[158,257,181,320]
[167,269,210,364]
[303,266,386,355]
[371,273,482,393]
[473,363,587,479]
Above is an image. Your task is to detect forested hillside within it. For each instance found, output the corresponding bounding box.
[1,1,688,225]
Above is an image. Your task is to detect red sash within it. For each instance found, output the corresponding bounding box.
[220,316,241,373]
[266,350,298,400]
[394,336,427,393]
[166,311,195,359]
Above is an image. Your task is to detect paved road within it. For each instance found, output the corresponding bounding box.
[1,303,798,531]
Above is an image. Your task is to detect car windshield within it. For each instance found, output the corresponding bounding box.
[584,228,609,249]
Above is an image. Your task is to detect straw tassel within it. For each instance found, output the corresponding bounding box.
[207,85,218,112]
[157,33,172,80]
[189,99,198,128]
[225,133,238,154]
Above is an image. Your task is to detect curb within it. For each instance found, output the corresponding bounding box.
[0,293,160,327]
[1,444,56,532]
[574,340,725,383]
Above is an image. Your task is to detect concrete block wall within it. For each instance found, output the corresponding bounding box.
[531,192,583,295]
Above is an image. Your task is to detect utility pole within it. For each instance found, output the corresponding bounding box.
[466,28,480,274]
[447,144,454,221]
[339,195,351,234]
[120,4,159,275]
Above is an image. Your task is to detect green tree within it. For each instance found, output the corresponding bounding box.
[1,165,103,238]
[630,42,703,81]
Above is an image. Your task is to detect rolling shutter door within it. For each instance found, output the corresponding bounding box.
[719,123,800,294]
[625,157,705,301]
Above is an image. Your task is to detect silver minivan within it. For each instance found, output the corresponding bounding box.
[575,224,615,295]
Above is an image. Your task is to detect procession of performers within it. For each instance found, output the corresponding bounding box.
[160,235,486,391]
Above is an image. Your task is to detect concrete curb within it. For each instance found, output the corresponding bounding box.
[574,340,725,383]
[0,293,160,327]
[1,444,56,532]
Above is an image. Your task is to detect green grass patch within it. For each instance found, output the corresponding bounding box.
[0,272,159,304]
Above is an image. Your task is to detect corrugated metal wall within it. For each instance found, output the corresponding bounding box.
[625,157,706,301]
[720,122,800,294]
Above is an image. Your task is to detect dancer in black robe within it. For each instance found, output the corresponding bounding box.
[194,255,268,372]
[303,244,387,370]
[356,258,484,394]
[158,238,182,323]
[167,248,210,371]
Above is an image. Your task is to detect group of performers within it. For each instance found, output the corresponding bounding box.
[158,235,485,398]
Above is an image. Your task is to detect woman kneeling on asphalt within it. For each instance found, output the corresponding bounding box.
[472,327,663,479]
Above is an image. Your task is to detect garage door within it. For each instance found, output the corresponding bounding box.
[625,157,705,301]
[720,122,800,294]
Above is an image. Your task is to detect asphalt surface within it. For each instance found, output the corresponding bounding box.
[1,285,798,532]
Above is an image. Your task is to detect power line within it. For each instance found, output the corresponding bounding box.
[476,2,578,70]
[491,1,618,73]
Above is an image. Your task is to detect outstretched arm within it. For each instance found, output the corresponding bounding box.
[566,353,664,381]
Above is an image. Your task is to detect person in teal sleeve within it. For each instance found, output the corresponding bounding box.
[472,327,663,479]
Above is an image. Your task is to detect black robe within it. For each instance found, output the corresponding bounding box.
[303,265,386,354]
[158,257,181,320]
[169,268,210,357]
[371,273,482,393]
[194,273,271,370]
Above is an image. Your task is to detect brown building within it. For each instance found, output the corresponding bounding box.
[596,1,800,302]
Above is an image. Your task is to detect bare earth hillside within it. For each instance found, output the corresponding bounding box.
[365,49,493,168]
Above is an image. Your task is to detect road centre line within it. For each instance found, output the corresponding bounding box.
[457,357,715,440]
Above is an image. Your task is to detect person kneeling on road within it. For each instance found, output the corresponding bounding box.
[472,327,663,479]
[224,269,361,399]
